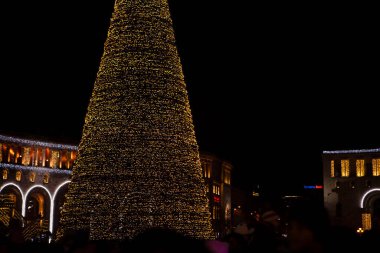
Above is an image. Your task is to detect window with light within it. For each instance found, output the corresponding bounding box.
[212,206,220,220]
[373,159,380,176]
[2,169,8,180]
[341,160,350,177]
[29,172,36,183]
[43,173,49,184]
[16,171,22,181]
[362,213,371,230]
[224,170,231,185]
[22,147,31,166]
[356,160,365,177]
[330,160,335,177]
[202,162,211,178]
[213,184,220,195]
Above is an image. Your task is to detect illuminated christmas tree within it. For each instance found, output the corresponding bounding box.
[58,0,213,240]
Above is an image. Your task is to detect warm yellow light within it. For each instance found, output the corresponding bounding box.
[341,160,350,177]
[224,169,231,185]
[15,171,22,181]
[29,172,36,182]
[50,150,59,168]
[330,160,335,177]
[362,213,372,230]
[22,147,31,166]
[58,0,213,240]
[356,160,365,177]
[213,185,220,195]
[373,159,380,176]
[43,174,49,184]
[2,169,8,180]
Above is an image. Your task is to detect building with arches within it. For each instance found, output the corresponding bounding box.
[323,148,380,231]
[0,134,76,236]
[0,134,232,237]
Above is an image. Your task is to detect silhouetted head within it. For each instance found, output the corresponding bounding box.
[287,201,330,253]
[129,228,210,253]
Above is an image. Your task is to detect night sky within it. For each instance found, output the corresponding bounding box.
[0,1,378,196]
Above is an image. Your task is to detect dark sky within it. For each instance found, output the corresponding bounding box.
[0,1,378,195]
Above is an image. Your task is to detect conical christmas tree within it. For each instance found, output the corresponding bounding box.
[58,0,213,240]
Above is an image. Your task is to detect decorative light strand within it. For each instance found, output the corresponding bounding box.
[0,135,77,151]
[58,0,213,240]
[323,148,380,154]
[0,163,72,175]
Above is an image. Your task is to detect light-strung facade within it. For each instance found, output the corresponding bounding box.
[323,148,380,231]
[0,134,232,238]
[0,134,76,238]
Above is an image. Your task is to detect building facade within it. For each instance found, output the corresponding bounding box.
[323,148,380,231]
[0,135,232,238]
[0,134,77,237]
[200,153,233,237]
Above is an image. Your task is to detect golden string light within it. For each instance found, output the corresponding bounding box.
[57,0,213,240]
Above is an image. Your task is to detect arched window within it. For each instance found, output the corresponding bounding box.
[43,173,49,184]
[29,172,36,183]
[15,171,22,181]
[2,169,8,180]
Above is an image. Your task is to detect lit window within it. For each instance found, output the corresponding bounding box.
[202,162,211,178]
[43,173,49,184]
[341,160,350,177]
[50,150,59,168]
[330,160,335,177]
[8,147,15,163]
[16,171,22,181]
[2,169,8,180]
[22,147,31,166]
[212,206,220,220]
[213,184,220,195]
[224,170,231,185]
[29,172,36,183]
[356,160,365,177]
[362,213,372,230]
[372,159,380,176]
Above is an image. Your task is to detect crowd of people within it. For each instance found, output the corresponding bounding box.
[1,200,379,253]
